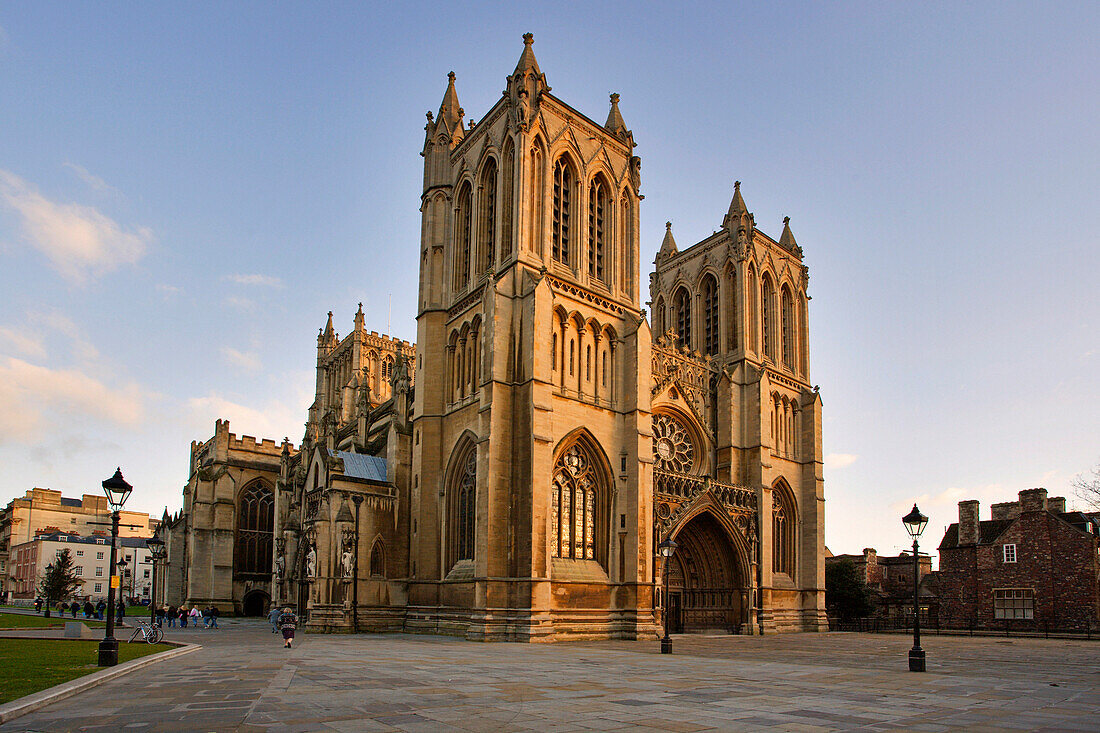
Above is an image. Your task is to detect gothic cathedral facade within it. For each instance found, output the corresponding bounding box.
[159,36,827,638]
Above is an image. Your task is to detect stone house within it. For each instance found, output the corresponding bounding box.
[937,488,1100,630]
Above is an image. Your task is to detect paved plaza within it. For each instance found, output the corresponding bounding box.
[2,620,1097,732]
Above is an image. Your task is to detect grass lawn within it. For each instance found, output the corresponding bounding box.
[0,612,105,630]
[0,639,172,704]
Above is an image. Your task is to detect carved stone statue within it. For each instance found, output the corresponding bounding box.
[274,554,285,579]
[305,545,317,579]
[630,156,641,190]
[341,547,354,578]
[392,355,410,394]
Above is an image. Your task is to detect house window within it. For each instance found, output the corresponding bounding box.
[76,550,84,557]
[75,566,83,576]
[95,567,103,577]
[1002,544,1017,563]
[143,569,150,579]
[94,583,102,593]
[96,551,104,559]
[994,588,1033,619]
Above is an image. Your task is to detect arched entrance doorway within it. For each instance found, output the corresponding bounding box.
[666,511,746,633]
[241,590,269,617]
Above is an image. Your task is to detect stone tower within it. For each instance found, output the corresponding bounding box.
[410,34,656,640]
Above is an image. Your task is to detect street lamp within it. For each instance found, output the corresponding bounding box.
[902,504,928,672]
[98,468,132,667]
[146,536,166,625]
[657,536,678,655]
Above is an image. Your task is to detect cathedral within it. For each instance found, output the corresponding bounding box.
[159,35,827,638]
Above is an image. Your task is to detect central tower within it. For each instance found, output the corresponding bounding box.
[409,35,655,640]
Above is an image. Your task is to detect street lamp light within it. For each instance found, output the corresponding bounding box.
[98,468,132,667]
[902,504,928,672]
[657,536,678,655]
[147,536,166,625]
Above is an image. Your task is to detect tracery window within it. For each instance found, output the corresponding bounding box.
[448,444,477,565]
[798,294,808,376]
[588,178,608,282]
[500,139,514,262]
[236,481,274,575]
[701,274,719,356]
[674,287,692,350]
[781,286,795,369]
[552,159,573,266]
[652,412,696,474]
[727,266,738,351]
[454,182,472,290]
[620,194,633,296]
[369,540,385,577]
[772,485,796,576]
[478,159,497,275]
[551,442,602,561]
[653,296,665,339]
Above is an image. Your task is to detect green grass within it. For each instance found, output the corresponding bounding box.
[0,639,172,704]
[0,612,106,629]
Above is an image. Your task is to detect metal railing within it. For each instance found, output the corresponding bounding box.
[828,615,1098,640]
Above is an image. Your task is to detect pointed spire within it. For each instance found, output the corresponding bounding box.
[723,180,749,228]
[323,311,334,337]
[604,93,629,139]
[658,221,678,258]
[779,216,798,251]
[514,32,542,77]
[434,71,464,145]
[354,302,364,331]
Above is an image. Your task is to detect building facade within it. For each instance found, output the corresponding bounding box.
[10,532,153,602]
[937,488,1100,630]
[0,488,157,600]
[161,35,827,637]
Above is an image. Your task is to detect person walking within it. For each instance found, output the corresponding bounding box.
[116,598,126,625]
[179,607,188,629]
[277,607,297,649]
[155,604,166,627]
[166,605,177,628]
[189,605,200,628]
[34,598,42,614]
[268,605,280,633]
[83,600,94,618]
[70,601,78,618]
[208,605,220,629]
[96,599,106,619]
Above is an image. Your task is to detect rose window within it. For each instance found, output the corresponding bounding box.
[652,413,695,473]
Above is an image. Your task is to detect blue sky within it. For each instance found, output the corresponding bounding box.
[1,2,1097,559]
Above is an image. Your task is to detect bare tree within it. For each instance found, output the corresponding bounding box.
[1072,462,1100,512]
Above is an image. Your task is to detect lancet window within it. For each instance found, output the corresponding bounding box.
[701,274,719,356]
[552,158,574,266]
[588,178,608,283]
[762,275,776,361]
[478,159,496,275]
[500,139,514,262]
[454,182,472,290]
[448,443,477,565]
[236,480,274,575]
[674,287,692,350]
[772,484,796,577]
[781,286,795,369]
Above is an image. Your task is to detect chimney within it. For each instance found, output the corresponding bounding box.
[1047,496,1066,513]
[990,501,1020,521]
[1019,488,1048,513]
[958,500,980,545]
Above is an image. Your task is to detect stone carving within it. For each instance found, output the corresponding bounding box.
[341,547,354,578]
[305,545,317,579]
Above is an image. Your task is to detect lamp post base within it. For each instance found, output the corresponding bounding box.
[661,637,673,654]
[908,647,926,672]
[98,638,119,667]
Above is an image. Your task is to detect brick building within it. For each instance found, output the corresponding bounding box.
[937,488,1100,630]
[826,548,938,621]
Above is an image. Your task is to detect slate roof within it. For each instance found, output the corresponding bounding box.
[60,498,82,507]
[331,451,388,483]
[938,519,1014,550]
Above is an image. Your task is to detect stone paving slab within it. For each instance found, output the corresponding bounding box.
[0,622,1097,731]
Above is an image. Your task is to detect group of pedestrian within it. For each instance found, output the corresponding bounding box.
[35,598,109,619]
[162,605,220,629]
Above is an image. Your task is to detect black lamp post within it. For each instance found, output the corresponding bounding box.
[902,504,928,672]
[98,468,132,667]
[657,536,678,654]
[146,536,166,625]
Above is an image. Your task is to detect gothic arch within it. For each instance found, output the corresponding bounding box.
[551,153,579,267]
[476,156,498,276]
[771,478,798,578]
[453,180,474,291]
[672,285,693,350]
[699,271,720,356]
[235,479,274,576]
[444,432,479,569]
[760,270,777,361]
[587,171,612,285]
[368,535,386,578]
[550,428,613,567]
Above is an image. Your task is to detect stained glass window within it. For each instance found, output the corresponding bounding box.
[551,443,600,561]
[236,481,274,575]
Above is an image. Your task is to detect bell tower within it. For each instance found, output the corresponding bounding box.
[409,35,656,640]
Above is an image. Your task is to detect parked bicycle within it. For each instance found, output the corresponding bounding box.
[127,620,163,644]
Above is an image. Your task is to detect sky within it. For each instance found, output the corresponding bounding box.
[1,2,1097,562]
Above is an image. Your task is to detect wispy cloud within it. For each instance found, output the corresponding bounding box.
[825,453,859,470]
[187,393,301,443]
[63,162,123,199]
[156,283,182,297]
[224,295,256,311]
[0,357,149,445]
[224,273,282,287]
[0,327,46,360]
[27,310,100,366]
[221,346,261,373]
[0,169,151,282]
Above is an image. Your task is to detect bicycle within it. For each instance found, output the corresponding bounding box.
[127,620,163,644]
